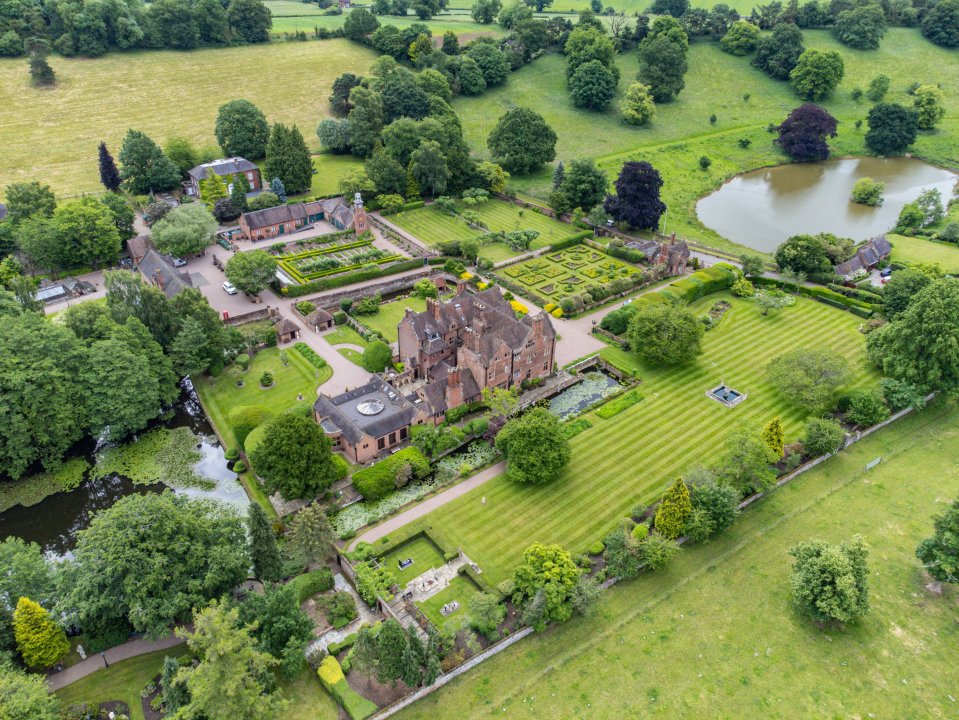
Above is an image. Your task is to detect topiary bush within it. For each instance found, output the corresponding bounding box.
[588,541,605,556]
[233,460,247,473]
[228,405,273,446]
[225,447,239,461]
[260,371,274,388]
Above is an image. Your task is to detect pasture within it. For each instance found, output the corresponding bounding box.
[401,293,877,585]
[889,233,959,273]
[0,40,376,198]
[452,29,959,253]
[397,399,959,719]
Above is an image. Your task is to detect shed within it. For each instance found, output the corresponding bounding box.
[306,307,334,332]
[274,317,301,343]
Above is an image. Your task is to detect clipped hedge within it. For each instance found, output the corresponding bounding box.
[289,567,335,603]
[283,257,446,297]
[327,630,363,656]
[548,231,595,251]
[457,562,496,595]
[752,276,880,315]
[352,447,430,501]
[595,389,643,419]
[318,656,377,720]
[292,342,328,369]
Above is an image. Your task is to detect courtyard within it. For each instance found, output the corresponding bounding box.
[407,293,879,584]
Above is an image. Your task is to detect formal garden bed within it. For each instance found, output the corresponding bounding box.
[275,232,404,285]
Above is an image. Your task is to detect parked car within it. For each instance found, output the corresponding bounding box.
[880,268,893,278]
[223,281,238,295]
[172,257,187,267]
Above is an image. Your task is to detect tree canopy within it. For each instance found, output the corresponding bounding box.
[626,302,704,365]
[511,543,581,630]
[56,493,248,645]
[916,499,959,585]
[264,123,313,195]
[604,160,666,230]
[865,103,919,156]
[790,536,870,624]
[151,203,218,258]
[776,104,838,161]
[118,129,181,194]
[225,250,278,294]
[790,49,844,101]
[752,21,804,79]
[215,99,270,159]
[487,107,557,174]
[495,407,570,484]
[834,4,886,49]
[249,412,338,499]
[767,347,851,412]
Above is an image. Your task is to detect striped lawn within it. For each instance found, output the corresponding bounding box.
[416,294,878,584]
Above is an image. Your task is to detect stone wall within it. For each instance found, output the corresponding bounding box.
[222,306,277,326]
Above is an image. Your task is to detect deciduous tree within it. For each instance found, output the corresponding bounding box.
[626,302,704,365]
[790,49,844,101]
[495,407,570,484]
[720,19,760,55]
[790,536,870,624]
[767,348,851,412]
[511,543,580,630]
[916,499,959,587]
[151,203,218,258]
[227,0,273,43]
[410,140,450,196]
[865,103,919,155]
[0,663,61,720]
[569,59,616,110]
[118,129,181,194]
[487,107,557,174]
[833,4,886,49]
[717,426,778,494]
[620,82,656,125]
[604,160,665,230]
[913,84,946,130]
[921,0,959,48]
[752,21,804,79]
[776,103,838,161]
[225,250,278,294]
[215,99,270,159]
[250,412,337,499]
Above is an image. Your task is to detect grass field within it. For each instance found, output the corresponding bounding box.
[0,40,376,198]
[270,10,504,37]
[452,29,959,253]
[400,293,877,584]
[391,199,580,261]
[358,296,428,342]
[380,533,448,587]
[398,399,959,719]
[55,648,339,720]
[889,233,959,272]
[194,346,330,450]
[256,153,365,198]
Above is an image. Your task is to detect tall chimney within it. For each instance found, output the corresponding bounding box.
[428,298,442,320]
[446,366,464,409]
[153,268,164,291]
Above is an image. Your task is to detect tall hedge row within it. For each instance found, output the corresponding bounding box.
[351,447,431,500]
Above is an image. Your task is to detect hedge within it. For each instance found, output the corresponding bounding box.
[292,342,328,369]
[352,447,430,500]
[752,277,880,315]
[289,567,335,603]
[595,389,643,419]
[365,524,459,563]
[282,257,446,297]
[318,657,376,720]
[327,630,363,656]
[457,562,496,595]
[280,252,401,285]
[445,400,488,424]
[400,200,425,211]
[826,282,884,304]
[548,231,594,251]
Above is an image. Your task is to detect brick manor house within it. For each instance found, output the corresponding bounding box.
[313,284,557,463]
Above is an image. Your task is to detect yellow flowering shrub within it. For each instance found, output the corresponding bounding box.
[543,302,556,312]
[551,308,564,318]
[318,655,345,690]
[510,300,528,315]
[460,271,473,280]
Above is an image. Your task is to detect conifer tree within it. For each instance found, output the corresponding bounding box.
[161,655,189,714]
[654,477,692,540]
[270,177,287,203]
[400,635,421,687]
[552,160,565,189]
[287,502,334,568]
[264,123,313,195]
[98,142,122,192]
[762,416,785,457]
[200,174,228,207]
[247,504,282,583]
[12,597,69,669]
[28,52,55,87]
[230,173,250,212]
[422,632,441,685]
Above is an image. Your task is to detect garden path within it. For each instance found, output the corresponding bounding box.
[303,573,380,658]
[46,629,186,691]
[347,461,506,552]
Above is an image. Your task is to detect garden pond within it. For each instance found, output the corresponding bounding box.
[0,381,248,558]
[696,157,957,252]
[548,371,624,420]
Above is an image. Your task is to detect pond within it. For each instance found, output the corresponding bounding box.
[696,157,958,252]
[549,371,624,420]
[0,381,249,558]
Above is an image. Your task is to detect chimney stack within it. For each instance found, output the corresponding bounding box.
[153,268,164,291]
[455,279,466,294]
[445,366,465,409]
[428,298,442,320]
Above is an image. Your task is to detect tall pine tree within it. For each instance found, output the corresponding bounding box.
[230,172,250,212]
[98,142,122,192]
[762,416,785,457]
[247,504,282,583]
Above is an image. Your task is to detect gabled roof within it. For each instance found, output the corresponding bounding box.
[625,239,659,257]
[314,379,416,446]
[834,236,892,277]
[137,248,194,297]
[243,203,308,230]
[332,203,354,228]
[188,157,258,181]
[420,367,481,416]
[127,235,152,263]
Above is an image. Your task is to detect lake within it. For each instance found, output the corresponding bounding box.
[696,157,958,252]
[0,381,249,558]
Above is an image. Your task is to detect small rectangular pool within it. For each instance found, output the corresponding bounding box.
[707,384,746,408]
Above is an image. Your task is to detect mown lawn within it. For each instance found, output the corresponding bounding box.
[453,29,959,254]
[194,346,330,450]
[325,325,369,347]
[255,153,364,199]
[416,575,483,633]
[398,399,959,719]
[55,646,190,720]
[380,533,448,587]
[889,233,959,272]
[391,199,579,261]
[0,40,376,198]
[410,294,877,584]
[358,296,428,342]
[55,649,338,720]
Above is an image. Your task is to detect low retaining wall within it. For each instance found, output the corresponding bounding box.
[371,627,535,719]
[296,269,451,312]
[223,306,277,326]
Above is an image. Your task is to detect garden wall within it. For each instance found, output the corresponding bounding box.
[222,306,278,326]
[294,269,454,312]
